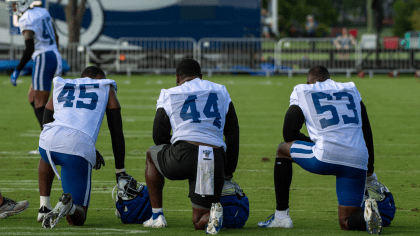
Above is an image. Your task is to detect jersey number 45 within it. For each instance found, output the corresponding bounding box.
[57,83,99,110]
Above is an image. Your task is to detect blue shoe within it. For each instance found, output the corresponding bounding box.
[365,198,382,234]
[258,210,293,228]
[205,203,223,234]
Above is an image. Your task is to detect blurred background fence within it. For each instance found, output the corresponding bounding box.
[2,37,419,77]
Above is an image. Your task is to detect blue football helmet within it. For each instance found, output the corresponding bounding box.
[112,176,152,224]
[220,179,249,229]
[363,180,396,227]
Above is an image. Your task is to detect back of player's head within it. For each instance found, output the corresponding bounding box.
[81,66,105,79]
[176,59,201,77]
[307,66,330,83]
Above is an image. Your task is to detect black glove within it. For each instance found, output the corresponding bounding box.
[116,170,132,183]
[94,149,105,170]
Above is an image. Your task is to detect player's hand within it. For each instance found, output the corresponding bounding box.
[116,171,132,183]
[94,149,105,170]
[10,69,21,86]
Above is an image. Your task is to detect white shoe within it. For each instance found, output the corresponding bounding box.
[42,193,74,228]
[205,202,223,234]
[258,209,293,228]
[37,206,52,222]
[29,149,40,155]
[364,198,382,235]
[143,213,167,228]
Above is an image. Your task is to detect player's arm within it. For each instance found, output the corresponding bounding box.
[283,105,312,143]
[10,30,35,86]
[360,101,374,172]
[42,92,55,127]
[105,87,127,180]
[153,108,172,145]
[223,102,240,179]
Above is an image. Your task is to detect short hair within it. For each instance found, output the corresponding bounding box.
[176,59,201,77]
[308,66,330,81]
[81,66,105,79]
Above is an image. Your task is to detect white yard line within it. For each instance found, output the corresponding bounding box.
[0,227,148,235]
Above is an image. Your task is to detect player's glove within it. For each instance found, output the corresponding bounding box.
[94,149,105,170]
[10,69,21,86]
[116,170,132,183]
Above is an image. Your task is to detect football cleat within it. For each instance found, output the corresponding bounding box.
[0,197,29,219]
[29,149,40,155]
[37,206,52,222]
[143,212,167,228]
[205,202,223,234]
[258,210,293,228]
[364,198,382,235]
[42,193,74,228]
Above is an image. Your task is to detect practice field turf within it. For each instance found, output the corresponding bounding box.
[0,74,419,235]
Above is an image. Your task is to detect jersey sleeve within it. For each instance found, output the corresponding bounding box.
[156,89,166,110]
[19,15,36,33]
[289,87,299,107]
[223,86,232,114]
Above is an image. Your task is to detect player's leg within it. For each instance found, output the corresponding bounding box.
[0,190,29,219]
[42,152,90,228]
[258,141,295,228]
[190,147,225,233]
[144,145,168,228]
[33,51,59,129]
[28,84,39,128]
[38,148,55,222]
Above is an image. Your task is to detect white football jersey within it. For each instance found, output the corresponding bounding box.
[39,77,117,165]
[157,78,232,150]
[290,79,368,170]
[18,7,58,59]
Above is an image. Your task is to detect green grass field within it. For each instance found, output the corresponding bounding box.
[0,74,419,235]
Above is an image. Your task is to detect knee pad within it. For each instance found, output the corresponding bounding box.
[113,177,152,224]
[220,179,249,229]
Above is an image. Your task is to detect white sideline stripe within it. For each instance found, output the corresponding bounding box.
[0,227,148,235]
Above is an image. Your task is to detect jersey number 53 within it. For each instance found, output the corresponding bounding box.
[311,92,359,129]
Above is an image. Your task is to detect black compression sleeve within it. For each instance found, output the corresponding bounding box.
[361,101,374,174]
[283,105,312,142]
[106,108,125,169]
[223,102,240,178]
[42,108,54,126]
[153,108,172,145]
[16,39,34,71]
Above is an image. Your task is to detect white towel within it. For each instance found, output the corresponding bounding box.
[195,146,215,196]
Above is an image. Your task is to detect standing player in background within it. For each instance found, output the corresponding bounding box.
[145,59,239,234]
[6,0,62,154]
[37,66,132,228]
[0,190,29,219]
[258,66,383,234]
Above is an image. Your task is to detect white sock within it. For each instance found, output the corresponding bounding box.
[68,204,77,215]
[275,209,289,219]
[366,173,377,182]
[152,208,163,214]
[40,196,52,209]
